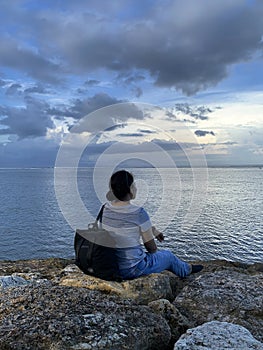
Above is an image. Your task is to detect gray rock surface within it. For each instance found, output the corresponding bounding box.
[59,264,177,304]
[0,275,29,288]
[174,321,263,350]
[0,258,262,349]
[174,268,263,342]
[148,298,192,342]
[0,284,171,350]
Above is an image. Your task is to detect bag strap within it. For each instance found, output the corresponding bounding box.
[96,203,106,223]
[87,204,106,264]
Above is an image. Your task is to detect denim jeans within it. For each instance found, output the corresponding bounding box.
[120,249,191,279]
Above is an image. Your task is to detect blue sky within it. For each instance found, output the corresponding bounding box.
[0,0,263,167]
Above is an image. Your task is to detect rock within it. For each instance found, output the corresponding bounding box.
[0,275,29,288]
[59,264,178,304]
[1,258,262,349]
[174,321,263,350]
[0,284,171,350]
[148,299,193,342]
[174,269,263,342]
[0,258,71,281]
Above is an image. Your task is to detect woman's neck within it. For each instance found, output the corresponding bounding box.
[111,200,130,206]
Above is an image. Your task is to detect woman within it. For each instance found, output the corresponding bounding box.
[101,170,203,280]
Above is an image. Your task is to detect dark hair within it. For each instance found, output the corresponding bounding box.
[107,170,134,201]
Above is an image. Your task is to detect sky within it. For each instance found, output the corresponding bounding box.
[0,0,263,167]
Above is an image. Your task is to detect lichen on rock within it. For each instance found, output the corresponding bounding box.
[174,321,263,350]
[0,284,171,350]
[0,258,262,349]
[174,267,263,343]
[59,264,177,304]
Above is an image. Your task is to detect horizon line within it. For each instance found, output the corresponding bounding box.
[0,164,262,170]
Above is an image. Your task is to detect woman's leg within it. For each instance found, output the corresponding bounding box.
[138,250,191,278]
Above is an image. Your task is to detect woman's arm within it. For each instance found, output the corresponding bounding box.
[141,228,158,253]
[152,226,165,242]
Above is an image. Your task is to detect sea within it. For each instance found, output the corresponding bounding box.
[0,167,262,264]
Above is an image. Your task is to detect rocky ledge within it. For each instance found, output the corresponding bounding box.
[0,258,262,350]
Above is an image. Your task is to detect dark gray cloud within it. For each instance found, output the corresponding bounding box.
[84,79,100,87]
[201,141,237,146]
[104,124,127,132]
[138,129,156,134]
[117,132,144,137]
[0,37,61,84]
[0,92,144,141]
[0,96,54,139]
[0,92,129,140]
[174,103,213,120]
[1,1,261,94]
[195,130,215,137]
[67,93,125,120]
[111,128,156,137]
[46,93,125,122]
[165,103,215,123]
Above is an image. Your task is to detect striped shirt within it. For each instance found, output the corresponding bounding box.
[101,202,152,270]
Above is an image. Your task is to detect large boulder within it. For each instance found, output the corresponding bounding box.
[148,298,193,342]
[174,321,263,350]
[0,258,70,280]
[0,259,182,304]
[174,268,263,342]
[1,258,262,349]
[59,264,178,304]
[0,284,171,350]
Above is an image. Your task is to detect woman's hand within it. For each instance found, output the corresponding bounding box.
[152,226,165,242]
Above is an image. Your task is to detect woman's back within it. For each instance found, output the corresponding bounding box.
[101,202,151,269]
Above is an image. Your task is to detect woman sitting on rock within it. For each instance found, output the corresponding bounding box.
[101,169,203,280]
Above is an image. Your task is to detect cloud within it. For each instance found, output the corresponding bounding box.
[104,124,127,132]
[117,132,144,137]
[0,91,147,141]
[5,83,23,96]
[45,93,126,125]
[138,129,156,134]
[66,93,125,120]
[131,86,143,98]
[195,130,215,137]
[0,96,54,139]
[0,36,61,84]
[0,2,262,168]
[174,103,213,120]
[1,1,262,94]
[116,73,146,86]
[164,103,216,125]
[116,73,145,97]
[84,79,100,87]
[0,79,8,87]
[24,84,48,94]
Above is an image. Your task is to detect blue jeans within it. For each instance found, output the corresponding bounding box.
[120,249,191,279]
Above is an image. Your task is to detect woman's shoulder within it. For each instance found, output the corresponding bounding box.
[126,204,149,215]
[128,204,150,221]
[105,202,148,215]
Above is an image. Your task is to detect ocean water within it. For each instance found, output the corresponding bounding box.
[0,167,262,264]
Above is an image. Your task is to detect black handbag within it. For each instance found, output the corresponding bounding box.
[74,204,121,281]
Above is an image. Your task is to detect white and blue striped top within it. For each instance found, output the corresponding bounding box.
[101,202,152,270]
